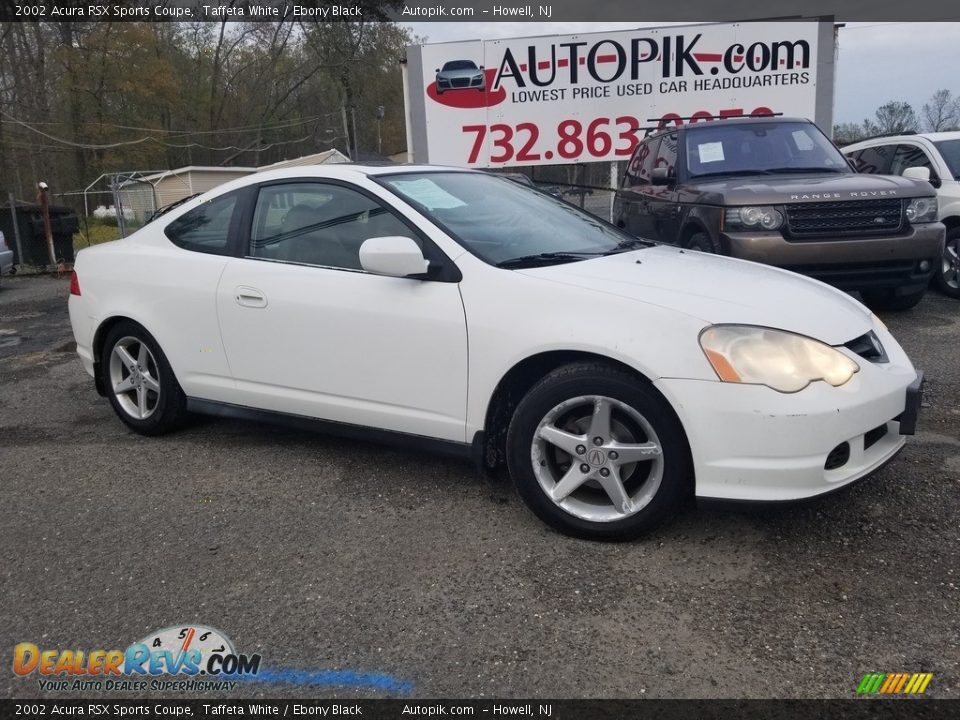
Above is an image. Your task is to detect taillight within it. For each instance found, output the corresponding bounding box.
[69,270,81,296]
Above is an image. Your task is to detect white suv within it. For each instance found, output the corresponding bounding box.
[843,132,960,298]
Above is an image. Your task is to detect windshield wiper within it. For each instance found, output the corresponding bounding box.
[689,169,777,178]
[603,237,655,255]
[496,252,602,269]
[764,166,846,174]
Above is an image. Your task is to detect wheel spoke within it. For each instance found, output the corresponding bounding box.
[611,441,662,464]
[114,345,136,369]
[142,375,160,393]
[137,386,149,418]
[550,465,591,502]
[587,397,613,440]
[946,244,959,262]
[113,375,136,393]
[137,342,150,367]
[539,424,586,455]
[598,472,632,514]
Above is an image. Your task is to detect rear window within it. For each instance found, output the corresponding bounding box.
[164,192,238,256]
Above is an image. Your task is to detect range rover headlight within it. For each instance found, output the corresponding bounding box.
[725,206,784,231]
[699,325,860,393]
[905,197,938,223]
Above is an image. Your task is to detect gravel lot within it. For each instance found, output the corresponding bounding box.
[1,274,958,700]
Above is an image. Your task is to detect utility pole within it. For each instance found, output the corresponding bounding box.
[376,105,385,156]
[37,182,57,267]
[341,105,351,160]
[350,106,359,162]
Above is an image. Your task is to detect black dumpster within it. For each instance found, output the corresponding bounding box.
[0,201,79,266]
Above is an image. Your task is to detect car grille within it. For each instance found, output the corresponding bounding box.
[784,199,903,239]
[451,78,472,88]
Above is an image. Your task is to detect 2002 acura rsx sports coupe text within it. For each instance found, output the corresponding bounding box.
[68,165,924,540]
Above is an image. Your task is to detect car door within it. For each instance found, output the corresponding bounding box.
[891,143,942,185]
[215,178,469,443]
[649,131,682,243]
[615,136,660,240]
[850,143,895,174]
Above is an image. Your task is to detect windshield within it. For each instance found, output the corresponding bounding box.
[378,172,641,266]
[684,121,851,178]
[442,61,477,71]
[933,139,960,179]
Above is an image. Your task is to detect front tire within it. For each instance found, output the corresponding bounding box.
[506,363,691,541]
[935,228,960,298]
[686,231,721,254]
[101,321,188,436]
[859,287,926,311]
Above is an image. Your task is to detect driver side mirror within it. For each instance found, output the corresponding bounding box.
[359,236,430,278]
[651,167,675,186]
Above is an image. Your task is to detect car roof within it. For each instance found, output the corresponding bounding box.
[645,116,811,139]
[247,163,474,184]
[843,131,960,151]
[680,116,810,130]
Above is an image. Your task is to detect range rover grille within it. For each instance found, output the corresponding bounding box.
[785,199,903,239]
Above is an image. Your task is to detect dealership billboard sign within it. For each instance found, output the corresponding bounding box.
[404,21,836,168]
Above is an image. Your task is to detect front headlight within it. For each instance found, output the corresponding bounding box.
[724,206,784,231]
[699,325,860,393]
[905,197,938,223]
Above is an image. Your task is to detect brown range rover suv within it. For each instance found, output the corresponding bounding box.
[612,117,945,310]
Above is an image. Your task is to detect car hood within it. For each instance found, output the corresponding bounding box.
[689,171,932,205]
[519,245,872,345]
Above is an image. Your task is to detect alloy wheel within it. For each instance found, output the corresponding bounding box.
[108,336,161,420]
[531,395,664,523]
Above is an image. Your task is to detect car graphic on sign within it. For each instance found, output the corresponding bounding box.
[435,60,485,95]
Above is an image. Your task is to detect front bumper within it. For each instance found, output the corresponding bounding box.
[723,223,944,291]
[655,356,921,502]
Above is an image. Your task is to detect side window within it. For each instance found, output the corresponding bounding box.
[164,192,238,255]
[625,138,659,189]
[891,144,939,180]
[249,182,419,270]
[853,144,895,174]
[655,132,678,175]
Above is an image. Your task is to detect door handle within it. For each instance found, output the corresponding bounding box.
[235,286,267,309]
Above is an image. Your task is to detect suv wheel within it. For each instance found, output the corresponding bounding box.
[101,321,188,435]
[935,228,960,299]
[686,232,721,254]
[506,362,690,541]
[859,287,926,312]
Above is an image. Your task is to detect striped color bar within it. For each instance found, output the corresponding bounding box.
[857,672,933,694]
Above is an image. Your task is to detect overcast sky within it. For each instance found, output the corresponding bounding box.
[405,22,960,127]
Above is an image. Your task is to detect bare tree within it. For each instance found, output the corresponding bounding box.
[873,101,920,135]
[922,89,960,132]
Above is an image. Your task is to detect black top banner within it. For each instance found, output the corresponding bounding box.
[0,0,959,22]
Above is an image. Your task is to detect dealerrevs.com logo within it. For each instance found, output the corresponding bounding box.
[13,625,261,692]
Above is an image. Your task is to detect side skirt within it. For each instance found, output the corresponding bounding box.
[186,397,475,461]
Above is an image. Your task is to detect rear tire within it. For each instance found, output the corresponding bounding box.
[506,362,691,541]
[686,231,721,254]
[101,321,188,436]
[935,228,960,298]
[859,287,926,312]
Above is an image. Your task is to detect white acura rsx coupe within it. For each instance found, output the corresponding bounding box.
[68,165,924,540]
